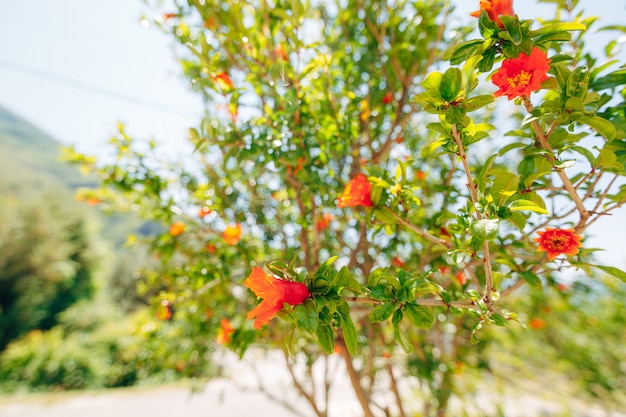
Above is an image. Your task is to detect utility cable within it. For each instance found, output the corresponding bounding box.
[0,56,196,118]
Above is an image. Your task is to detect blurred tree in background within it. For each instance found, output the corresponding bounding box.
[0,194,98,351]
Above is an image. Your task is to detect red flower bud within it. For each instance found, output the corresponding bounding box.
[244,267,310,329]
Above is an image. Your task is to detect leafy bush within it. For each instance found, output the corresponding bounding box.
[0,194,99,351]
[0,299,216,393]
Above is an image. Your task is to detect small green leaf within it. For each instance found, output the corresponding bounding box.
[369,303,395,323]
[554,159,576,169]
[404,303,435,329]
[578,115,617,140]
[391,309,413,353]
[422,71,443,90]
[295,301,318,332]
[440,67,463,102]
[566,67,589,100]
[444,39,484,64]
[393,326,413,353]
[530,22,587,37]
[508,199,549,215]
[519,271,543,288]
[589,265,626,283]
[595,148,618,168]
[490,313,508,326]
[500,15,522,45]
[465,95,495,112]
[337,301,357,356]
[471,218,500,240]
[316,323,335,354]
[373,207,398,224]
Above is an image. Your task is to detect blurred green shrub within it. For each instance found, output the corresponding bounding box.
[491,276,626,409]
[0,298,216,393]
[0,194,99,351]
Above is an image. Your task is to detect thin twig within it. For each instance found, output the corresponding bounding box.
[337,334,376,417]
[383,207,452,249]
[451,124,495,308]
[522,96,589,229]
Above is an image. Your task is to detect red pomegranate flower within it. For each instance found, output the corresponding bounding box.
[213,72,234,90]
[169,221,185,236]
[337,174,373,208]
[216,319,235,344]
[492,47,551,100]
[223,223,242,245]
[244,267,310,329]
[316,213,334,232]
[198,206,211,218]
[470,0,515,28]
[534,228,582,261]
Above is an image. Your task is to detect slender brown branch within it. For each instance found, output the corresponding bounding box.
[386,362,407,417]
[382,207,452,249]
[522,96,589,229]
[344,296,478,310]
[337,334,376,417]
[283,351,324,417]
[451,124,495,308]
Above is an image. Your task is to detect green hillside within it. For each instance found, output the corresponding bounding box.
[0,106,95,194]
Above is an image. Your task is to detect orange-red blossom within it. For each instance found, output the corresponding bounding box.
[534,228,582,261]
[223,223,242,245]
[492,47,551,100]
[169,221,185,236]
[337,173,373,208]
[216,319,235,344]
[470,0,515,28]
[244,267,310,329]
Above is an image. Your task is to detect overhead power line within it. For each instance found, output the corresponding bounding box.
[0,56,195,118]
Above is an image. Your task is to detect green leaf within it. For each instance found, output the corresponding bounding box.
[404,303,435,329]
[373,207,398,224]
[508,199,549,215]
[490,313,508,326]
[590,69,626,90]
[440,67,463,102]
[566,67,589,100]
[295,301,318,332]
[589,265,626,283]
[595,148,618,168]
[519,271,543,288]
[508,212,527,231]
[470,218,500,240]
[530,22,587,37]
[554,159,576,169]
[391,309,413,353]
[422,71,443,90]
[477,154,499,188]
[578,115,617,140]
[444,39,484,64]
[337,301,357,356]
[500,15,523,45]
[490,169,520,205]
[464,95,495,112]
[316,323,335,354]
[569,145,596,166]
[369,303,395,323]
[393,326,413,353]
[478,10,497,38]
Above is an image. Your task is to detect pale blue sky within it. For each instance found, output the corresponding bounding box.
[0,0,625,269]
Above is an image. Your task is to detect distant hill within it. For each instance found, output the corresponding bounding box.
[0,105,95,193]
[0,105,150,243]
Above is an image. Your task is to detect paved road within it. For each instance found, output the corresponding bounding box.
[0,350,623,417]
